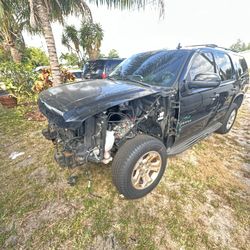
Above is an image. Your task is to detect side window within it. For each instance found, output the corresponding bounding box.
[214,52,233,81]
[188,52,215,81]
[239,57,248,76]
[233,56,248,77]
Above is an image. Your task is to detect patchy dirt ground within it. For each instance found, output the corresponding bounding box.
[0,93,249,250]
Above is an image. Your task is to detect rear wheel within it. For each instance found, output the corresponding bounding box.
[111,135,167,199]
[216,103,238,134]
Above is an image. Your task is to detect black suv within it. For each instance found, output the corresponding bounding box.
[38,45,249,199]
[82,58,125,79]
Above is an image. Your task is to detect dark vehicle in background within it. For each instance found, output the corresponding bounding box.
[82,58,125,79]
[39,45,249,199]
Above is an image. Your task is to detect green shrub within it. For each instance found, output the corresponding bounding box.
[22,47,49,67]
[0,62,38,96]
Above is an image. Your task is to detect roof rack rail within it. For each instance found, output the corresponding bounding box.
[185,44,218,48]
[184,44,235,52]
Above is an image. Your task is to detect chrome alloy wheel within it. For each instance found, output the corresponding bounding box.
[131,151,162,190]
[226,109,236,130]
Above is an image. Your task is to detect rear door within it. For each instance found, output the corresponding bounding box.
[210,50,236,122]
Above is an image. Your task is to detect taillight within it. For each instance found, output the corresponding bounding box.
[102,72,107,79]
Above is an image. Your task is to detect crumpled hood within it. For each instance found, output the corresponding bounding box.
[38,79,160,128]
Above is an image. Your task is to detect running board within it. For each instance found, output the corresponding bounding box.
[167,122,222,156]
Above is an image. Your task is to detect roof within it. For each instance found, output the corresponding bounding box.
[88,58,125,62]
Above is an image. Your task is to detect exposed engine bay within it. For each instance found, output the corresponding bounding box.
[42,95,174,167]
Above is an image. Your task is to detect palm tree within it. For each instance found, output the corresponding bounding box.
[88,0,165,17]
[28,0,92,86]
[62,25,82,60]
[28,0,165,86]
[62,22,104,61]
[80,22,104,60]
[0,0,28,62]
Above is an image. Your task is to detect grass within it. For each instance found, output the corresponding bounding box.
[0,99,249,249]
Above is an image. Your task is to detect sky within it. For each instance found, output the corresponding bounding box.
[23,0,250,58]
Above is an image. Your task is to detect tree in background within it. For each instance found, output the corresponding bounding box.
[230,39,250,52]
[108,49,120,58]
[62,25,82,60]
[0,0,28,62]
[60,52,79,67]
[29,0,164,85]
[80,22,104,60]
[62,22,104,61]
[28,0,92,86]
[1,0,164,85]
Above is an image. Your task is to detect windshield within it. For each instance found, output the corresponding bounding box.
[110,50,189,87]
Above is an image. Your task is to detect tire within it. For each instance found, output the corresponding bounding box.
[216,103,238,134]
[111,135,167,199]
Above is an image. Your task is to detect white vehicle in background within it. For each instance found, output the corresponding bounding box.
[34,66,50,73]
[68,69,83,82]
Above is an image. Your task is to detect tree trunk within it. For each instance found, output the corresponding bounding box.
[87,48,99,60]
[9,44,21,63]
[36,0,61,86]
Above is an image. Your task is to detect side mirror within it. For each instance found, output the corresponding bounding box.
[187,73,221,88]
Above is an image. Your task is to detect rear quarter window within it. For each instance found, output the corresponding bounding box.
[231,54,248,77]
[238,57,248,76]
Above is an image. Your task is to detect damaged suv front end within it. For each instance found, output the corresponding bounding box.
[39,79,163,167]
[39,49,190,198]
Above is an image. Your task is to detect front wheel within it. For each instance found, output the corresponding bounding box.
[111,135,167,199]
[216,103,238,134]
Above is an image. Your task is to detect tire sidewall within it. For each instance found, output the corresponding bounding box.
[217,103,238,134]
[119,138,167,199]
[224,103,238,133]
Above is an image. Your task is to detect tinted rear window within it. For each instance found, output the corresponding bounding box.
[83,60,105,74]
[83,60,124,75]
[105,60,123,73]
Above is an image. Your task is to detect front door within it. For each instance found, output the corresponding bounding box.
[177,51,219,143]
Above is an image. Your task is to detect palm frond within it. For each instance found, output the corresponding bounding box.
[87,0,165,17]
